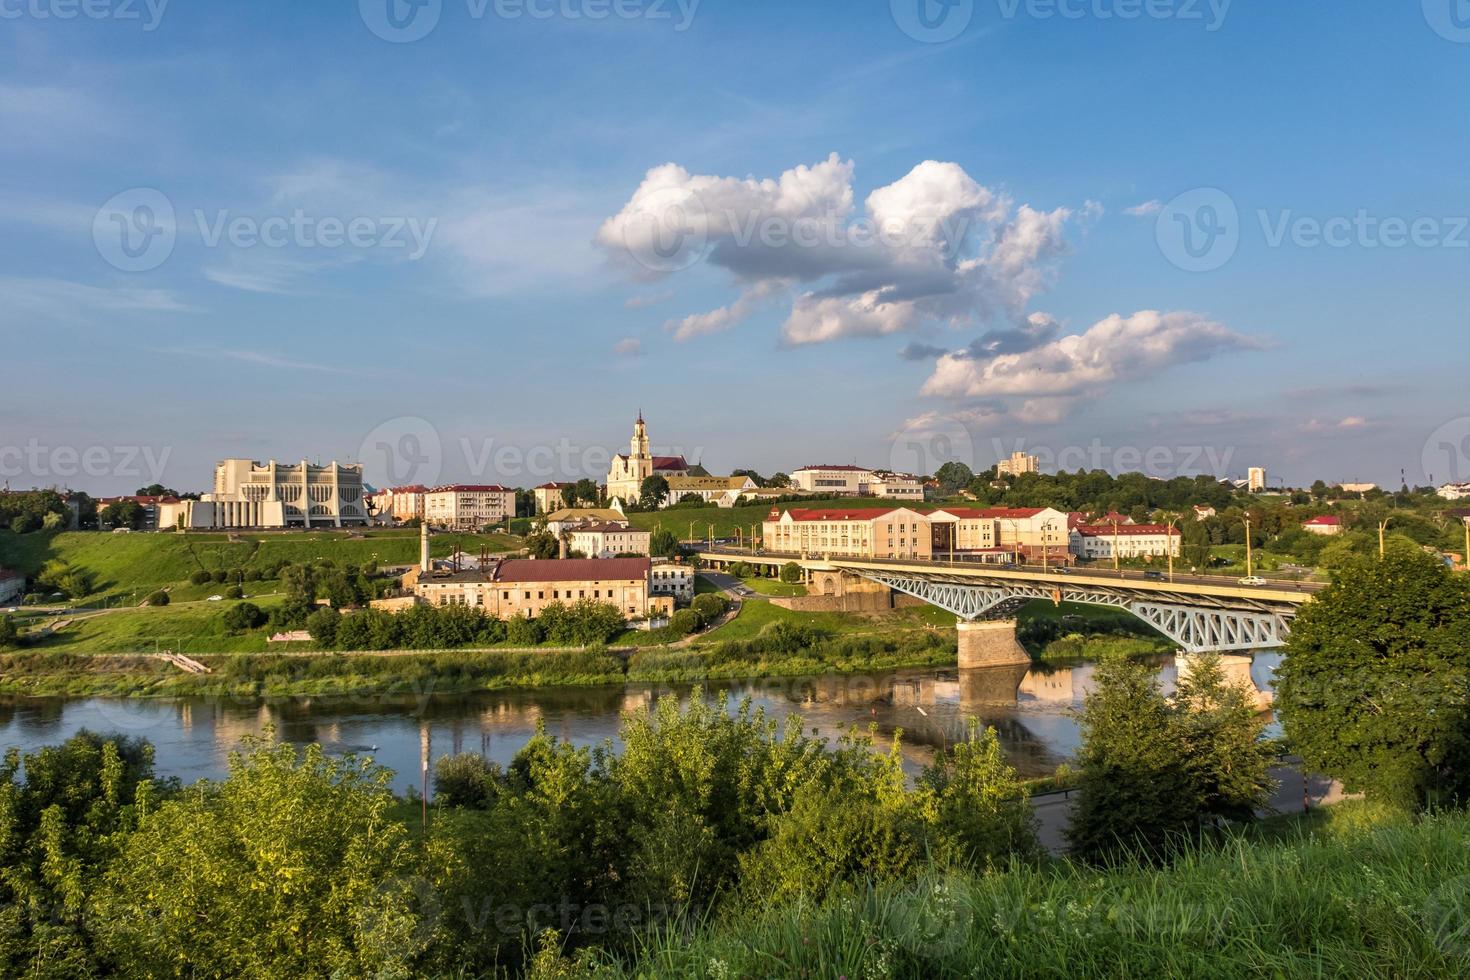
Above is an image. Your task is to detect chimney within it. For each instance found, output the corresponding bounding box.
[558,534,568,560]
[420,522,430,573]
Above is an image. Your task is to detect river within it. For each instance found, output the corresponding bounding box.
[0,653,1282,795]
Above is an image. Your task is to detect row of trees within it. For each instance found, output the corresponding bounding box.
[302,598,630,651]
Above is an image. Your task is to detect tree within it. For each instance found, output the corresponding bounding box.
[1172,653,1276,822]
[1181,519,1213,569]
[638,475,669,508]
[649,527,679,558]
[779,562,803,585]
[767,472,791,489]
[190,570,212,586]
[669,608,703,635]
[0,615,16,648]
[145,590,170,607]
[731,468,765,487]
[571,478,599,507]
[433,753,498,809]
[9,514,39,534]
[99,500,145,530]
[524,530,560,560]
[135,484,177,497]
[1067,660,1202,861]
[99,739,426,977]
[934,461,974,497]
[691,592,729,621]
[222,602,266,633]
[1276,551,1470,810]
[305,606,341,646]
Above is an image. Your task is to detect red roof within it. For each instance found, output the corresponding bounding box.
[536,483,574,490]
[794,464,872,472]
[1303,515,1341,526]
[428,485,512,493]
[494,558,651,583]
[651,456,688,471]
[783,507,911,521]
[1075,524,1181,537]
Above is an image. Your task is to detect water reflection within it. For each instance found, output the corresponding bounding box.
[0,652,1281,794]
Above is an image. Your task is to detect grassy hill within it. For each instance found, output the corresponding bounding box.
[0,529,521,604]
[626,496,882,542]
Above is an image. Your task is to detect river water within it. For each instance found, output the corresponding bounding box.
[0,654,1282,795]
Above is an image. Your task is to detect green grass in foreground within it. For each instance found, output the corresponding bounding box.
[582,801,1469,979]
[738,576,807,597]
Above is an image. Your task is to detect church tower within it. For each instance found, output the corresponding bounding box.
[631,411,650,465]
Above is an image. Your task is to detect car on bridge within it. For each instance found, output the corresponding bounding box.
[1238,576,1268,587]
[1143,570,1166,581]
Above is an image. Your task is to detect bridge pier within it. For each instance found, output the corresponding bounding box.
[956,619,1031,668]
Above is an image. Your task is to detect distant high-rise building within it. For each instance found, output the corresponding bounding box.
[1248,467,1268,493]
[996,451,1040,477]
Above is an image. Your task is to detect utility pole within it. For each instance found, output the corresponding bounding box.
[1244,514,1254,578]
[1378,516,1393,559]
[1112,519,1121,574]
[1165,515,1179,583]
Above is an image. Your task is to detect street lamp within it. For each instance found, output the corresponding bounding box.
[1163,514,1180,583]
[1111,519,1122,575]
[1244,513,1255,578]
[1378,516,1393,559]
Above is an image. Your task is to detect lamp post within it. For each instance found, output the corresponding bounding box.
[1244,513,1254,578]
[1378,516,1393,559]
[1112,519,1122,575]
[1164,515,1179,583]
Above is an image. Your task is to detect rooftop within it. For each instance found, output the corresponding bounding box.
[1074,524,1181,537]
[421,557,652,585]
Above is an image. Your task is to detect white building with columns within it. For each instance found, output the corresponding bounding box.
[158,459,370,529]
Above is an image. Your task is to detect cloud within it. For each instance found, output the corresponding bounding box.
[921,310,1264,417]
[162,347,367,375]
[613,337,643,356]
[0,277,195,323]
[625,290,674,310]
[1124,200,1164,217]
[597,154,1075,347]
[1302,416,1374,433]
[899,341,950,361]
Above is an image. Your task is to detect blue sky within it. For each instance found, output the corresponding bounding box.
[4,0,1469,495]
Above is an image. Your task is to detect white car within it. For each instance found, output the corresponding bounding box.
[206,594,224,602]
[1238,576,1268,587]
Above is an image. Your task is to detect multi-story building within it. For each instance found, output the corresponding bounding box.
[566,522,651,558]
[411,557,672,620]
[790,465,874,496]
[929,507,1072,563]
[158,459,369,529]
[1069,524,1182,561]
[95,494,180,530]
[0,568,24,606]
[1437,483,1470,501]
[367,486,427,524]
[1248,467,1268,493]
[1193,504,1217,521]
[995,451,1040,477]
[762,507,934,560]
[534,483,575,514]
[424,485,515,530]
[544,507,628,536]
[869,471,925,502]
[650,561,695,602]
[606,413,691,505]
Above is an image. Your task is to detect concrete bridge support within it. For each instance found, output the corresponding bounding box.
[956,619,1031,668]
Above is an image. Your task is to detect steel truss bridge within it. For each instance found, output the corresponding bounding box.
[698,551,1316,654]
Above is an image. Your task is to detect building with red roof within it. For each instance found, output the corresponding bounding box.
[1301,515,1343,536]
[1070,523,1182,560]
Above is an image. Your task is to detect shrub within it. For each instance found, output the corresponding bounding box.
[145,591,170,607]
[779,562,803,584]
[505,616,545,647]
[189,570,212,586]
[0,615,17,648]
[434,754,499,809]
[691,593,729,621]
[9,514,39,534]
[305,606,341,646]
[224,585,244,600]
[211,571,228,584]
[222,602,266,633]
[669,608,704,636]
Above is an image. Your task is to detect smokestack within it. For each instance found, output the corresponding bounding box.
[420,522,430,573]
[558,534,568,560]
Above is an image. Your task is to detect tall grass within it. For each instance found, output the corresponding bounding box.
[577,805,1470,978]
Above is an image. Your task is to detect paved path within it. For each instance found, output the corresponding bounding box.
[1030,762,1353,854]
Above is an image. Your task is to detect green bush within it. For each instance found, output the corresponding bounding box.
[223,585,244,600]
[189,570,212,586]
[691,592,730,621]
[221,602,266,633]
[144,590,170,607]
[669,608,703,636]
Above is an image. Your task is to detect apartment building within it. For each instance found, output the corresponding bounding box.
[423,485,515,530]
[367,486,428,524]
[762,507,934,560]
[995,451,1040,477]
[869,471,925,502]
[533,483,575,514]
[650,561,695,601]
[789,465,874,496]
